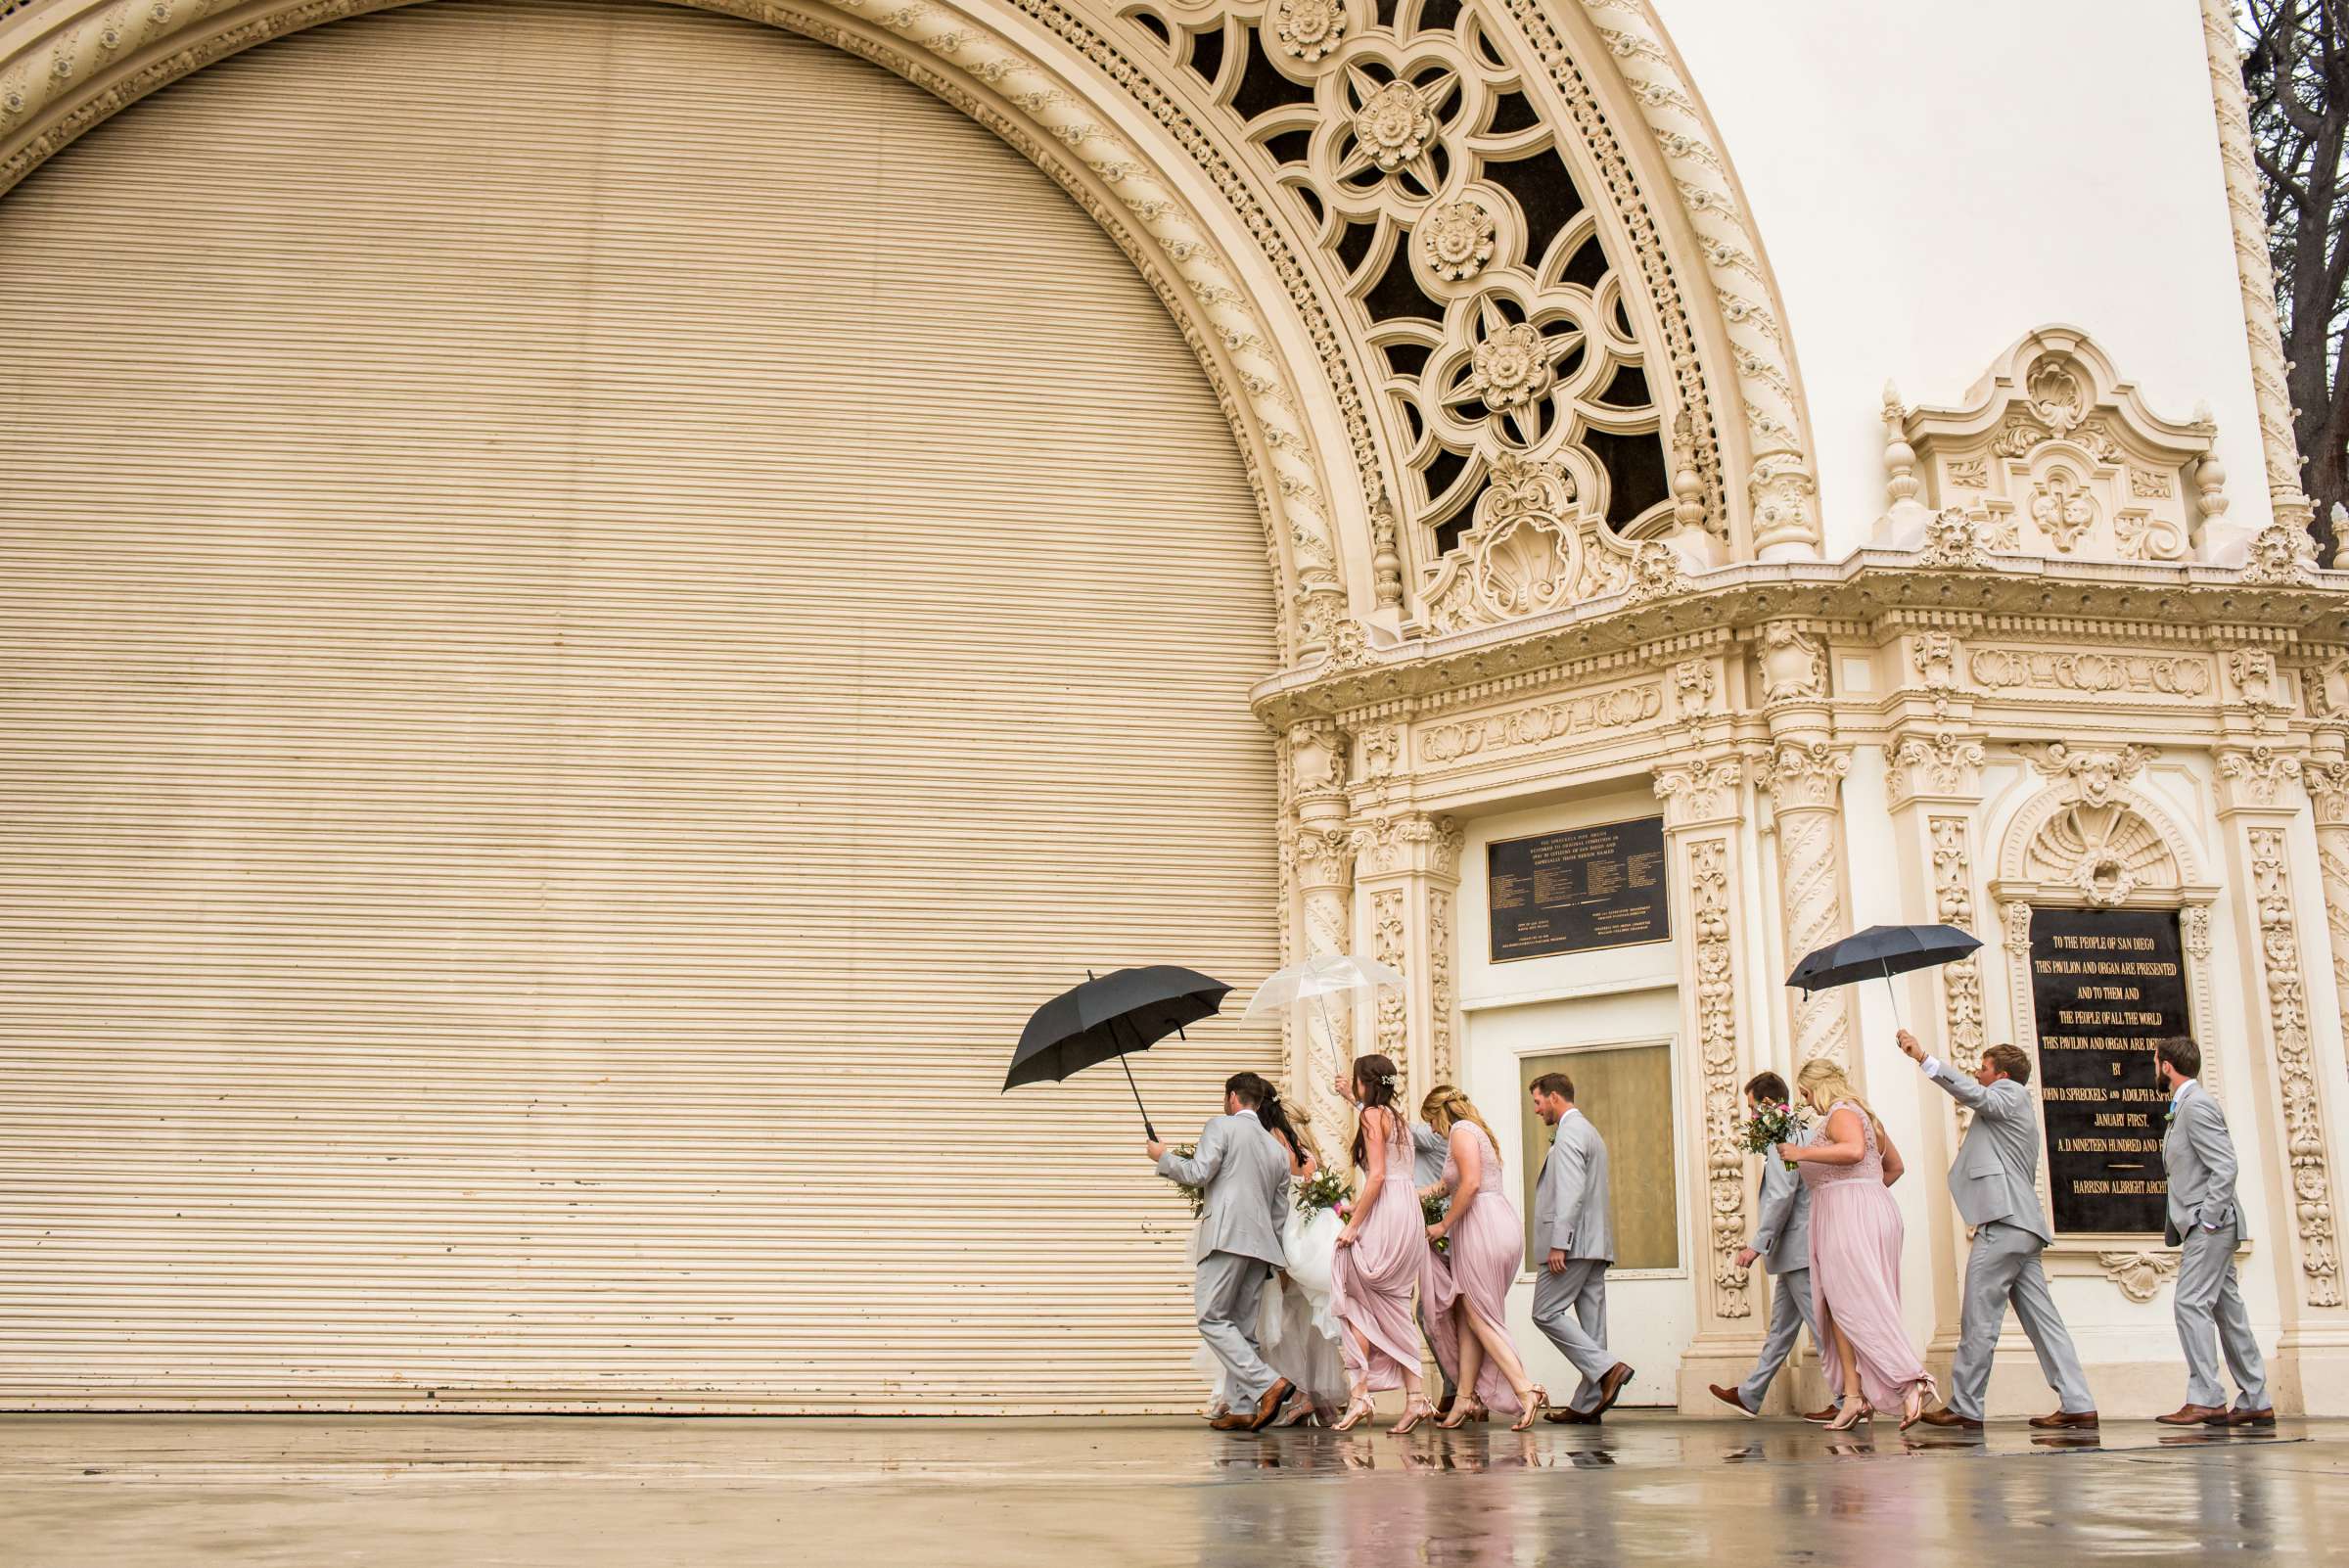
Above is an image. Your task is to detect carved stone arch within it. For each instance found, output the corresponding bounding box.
[1991,774,2211,904]
[0,0,1824,639]
[0,0,1369,648]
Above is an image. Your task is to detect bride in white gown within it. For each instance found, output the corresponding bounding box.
[1192,1084,1348,1423]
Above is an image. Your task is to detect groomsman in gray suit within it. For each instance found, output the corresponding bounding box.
[1898,1030,2098,1431]
[1410,1113,1458,1412]
[1147,1073,1294,1432]
[1709,1072,1836,1421]
[2151,1036,2273,1428]
[1528,1071,1634,1422]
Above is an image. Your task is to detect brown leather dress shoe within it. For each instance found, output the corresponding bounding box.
[1247,1377,1296,1432]
[2216,1407,2276,1428]
[1801,1405,1841,1423]
[1543,1406,1600,1424]
[2030,1409,2098,1430]
[2155,1404,2227,1426]
[1594,1362,1635,1414]
[1914,1407,1983,1431]
[1707,1383,1758,1417]
[1209,1411,1253,1431]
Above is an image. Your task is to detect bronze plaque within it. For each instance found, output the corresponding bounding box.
[1487,817,1669,962]
[2030,905,2182,1235]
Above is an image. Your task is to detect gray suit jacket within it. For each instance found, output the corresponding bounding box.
[1157,1111,1289,1268]
[1533,1108,1614,1263]
[1410,1121,1450,1191]
[1748,1123,1815,1274]
[1925,1061,2053,1245]
[2163,1081,2244,1248]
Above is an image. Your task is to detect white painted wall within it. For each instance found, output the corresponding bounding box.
[1651,0,2272,554]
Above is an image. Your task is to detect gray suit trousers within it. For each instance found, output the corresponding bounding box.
[1532,1260,1613,1412]
[1948,1222,2095,1418]
[2176,1221,2267,1409]
[1737,1266,1818,1411]
[1195,1251,1278,1407]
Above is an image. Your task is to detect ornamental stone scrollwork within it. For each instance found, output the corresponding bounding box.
[1875,326,2228,566]
[1969,648,2213,699]
[2241,520,2322,585]
[1757,622,1826,705]
[1415,679,1662,764]
[2305,758,2349,1166]
[1687,835,1751,1318]
[2096,1249,2183,1305]
[1415,453,1690,632]
[2217,746,2304,811]
[2004,744,2189,908]
[1126,0,1731,574]
[2222,648,2287,723]
[1368,886,1408,1062]
[1286,718,1349,806]
[1927,815,1987,1124]
[1911,631,1961,697]
[1886,731,1985,809]
[1653,756,1740,825]
[1428,886,1458,1079]
[2242,825,2343,1307]
[1671,658,1718,724]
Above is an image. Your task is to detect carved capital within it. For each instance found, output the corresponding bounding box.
[1761,741,1849,811]
[1653,756,1742,828]
[1287,825,1357,892]
[1887,729,1986,808]
[1351,812,1464,880]
[2217,745,2305,813]
[2306,760,2349,827]
[1747,451,1820,555]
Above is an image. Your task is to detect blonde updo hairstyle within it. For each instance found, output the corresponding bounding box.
[1419,1084,1503,1171]
[1794,1058,1886,1144]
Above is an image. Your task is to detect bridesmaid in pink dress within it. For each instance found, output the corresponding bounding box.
[1779,1057,1938,1431]
[1415,1084,1549,1430]
[1328,1052,1436,1434]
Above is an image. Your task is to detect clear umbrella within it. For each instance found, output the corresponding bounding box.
[1241,953,1407,1071]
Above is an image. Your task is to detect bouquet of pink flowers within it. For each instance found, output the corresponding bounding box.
[1296,1165,1352,1220]
[1740,1100,1808,1172]
[1170,1144,1207,1220]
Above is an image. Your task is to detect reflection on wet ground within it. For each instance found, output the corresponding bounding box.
[4,1414,2344,1567]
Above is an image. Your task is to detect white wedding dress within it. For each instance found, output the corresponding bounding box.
[1190,1197,1349,1414]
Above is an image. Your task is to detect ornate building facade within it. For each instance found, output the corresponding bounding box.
[3,0,2345,1415]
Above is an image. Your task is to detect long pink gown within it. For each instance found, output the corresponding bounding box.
[1801,1100,1935,1410]
[1328,1108,1429,1392]
[1421,1123,1527,1413]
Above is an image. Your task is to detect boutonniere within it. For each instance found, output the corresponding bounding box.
[2163,1106,2179,1124]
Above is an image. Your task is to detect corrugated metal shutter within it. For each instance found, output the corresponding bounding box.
[0,0,1282,1412]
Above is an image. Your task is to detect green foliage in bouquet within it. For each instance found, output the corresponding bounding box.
[1295,1164,1352,1220]
[1740,1100,1809,1172]
[1421,1188,1450,1253]
[1170,1144,1206,1220]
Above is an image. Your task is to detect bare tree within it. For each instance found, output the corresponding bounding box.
[2242,0,2349,562]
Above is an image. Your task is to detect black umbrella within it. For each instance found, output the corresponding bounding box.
[1006,965,1233,1139]
[1787,923,1982,1026]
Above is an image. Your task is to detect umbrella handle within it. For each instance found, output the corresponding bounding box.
[1119,1047,1157,1143]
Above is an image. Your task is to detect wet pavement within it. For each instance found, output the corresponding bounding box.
[2,1412,2342,1565]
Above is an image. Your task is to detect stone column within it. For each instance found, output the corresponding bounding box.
[2305,741,2349,1141]
[1351,811,1466,1106]
[1283,720,1357,1157]
[2214,745,2345,1315]
[1756,623,1854,1070]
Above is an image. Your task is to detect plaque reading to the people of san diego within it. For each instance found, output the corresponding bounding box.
[2029,905,2184,1234]
[1487,817,1669,961]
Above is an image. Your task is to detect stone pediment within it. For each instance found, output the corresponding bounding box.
[1875,325,2242,567]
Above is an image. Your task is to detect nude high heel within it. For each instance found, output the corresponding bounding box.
[1511,1386,1549,1433]
[1269,1392,1316,1428]
[1329,1393,1377,1432]
[1824,1399,1873,1433]
[1436,1396,1487,1430]
[1389,1393,1438,1435]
